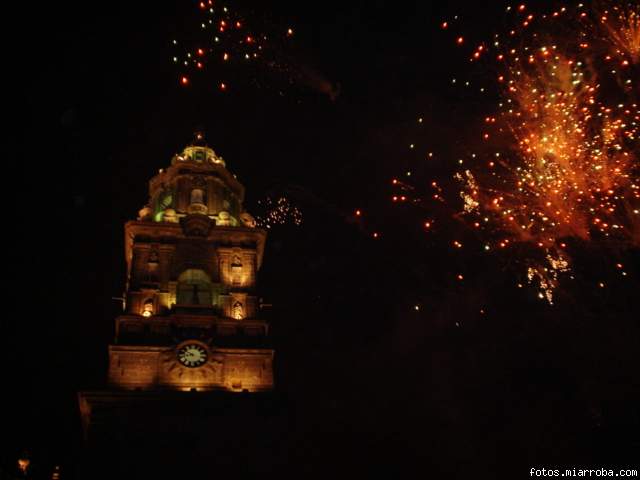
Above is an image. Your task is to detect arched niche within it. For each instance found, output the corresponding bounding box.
[176,269,213,306]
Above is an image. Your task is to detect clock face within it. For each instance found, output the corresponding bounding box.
[177,344,208,368]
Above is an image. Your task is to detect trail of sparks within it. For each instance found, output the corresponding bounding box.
[171,0,294,91]
[597,2,640,64]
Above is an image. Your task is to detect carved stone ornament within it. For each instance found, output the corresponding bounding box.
[181,214,212,237]
[187,202,208,215]
[192,176,207,188]
[163,208,178,223]
[216,211,231,226]
[138,205,152,221]
[239,212,256,228]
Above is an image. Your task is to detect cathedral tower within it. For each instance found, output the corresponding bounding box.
[105,132,274,393]
[78,134,275,440]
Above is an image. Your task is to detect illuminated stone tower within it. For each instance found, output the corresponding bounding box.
[79,133,274,435]
[107,132,273,392]
[76,134,281,477]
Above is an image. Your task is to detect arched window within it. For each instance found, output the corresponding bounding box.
[142,299,154,317]
[194,148,206,162]
[148,250,159,264]
[146,250,159,283]
[232,301,244,320]
[231,255,243,286]
[190,188,205,205]
[176,269,212,306]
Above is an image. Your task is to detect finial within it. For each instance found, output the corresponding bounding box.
[192,130,207,146]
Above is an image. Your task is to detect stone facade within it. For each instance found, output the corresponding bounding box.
[107,345,273,392]
[104,133,274,392]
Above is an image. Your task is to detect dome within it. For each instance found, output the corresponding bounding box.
[172,132,225,167]
[142,132,252,229]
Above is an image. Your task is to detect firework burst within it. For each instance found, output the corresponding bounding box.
[255,196,303,229]
[376,1,639,304]
[453,1,640,302]
[170,0,294,91]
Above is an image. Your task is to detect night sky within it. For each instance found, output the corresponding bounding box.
[7,1,640,478]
